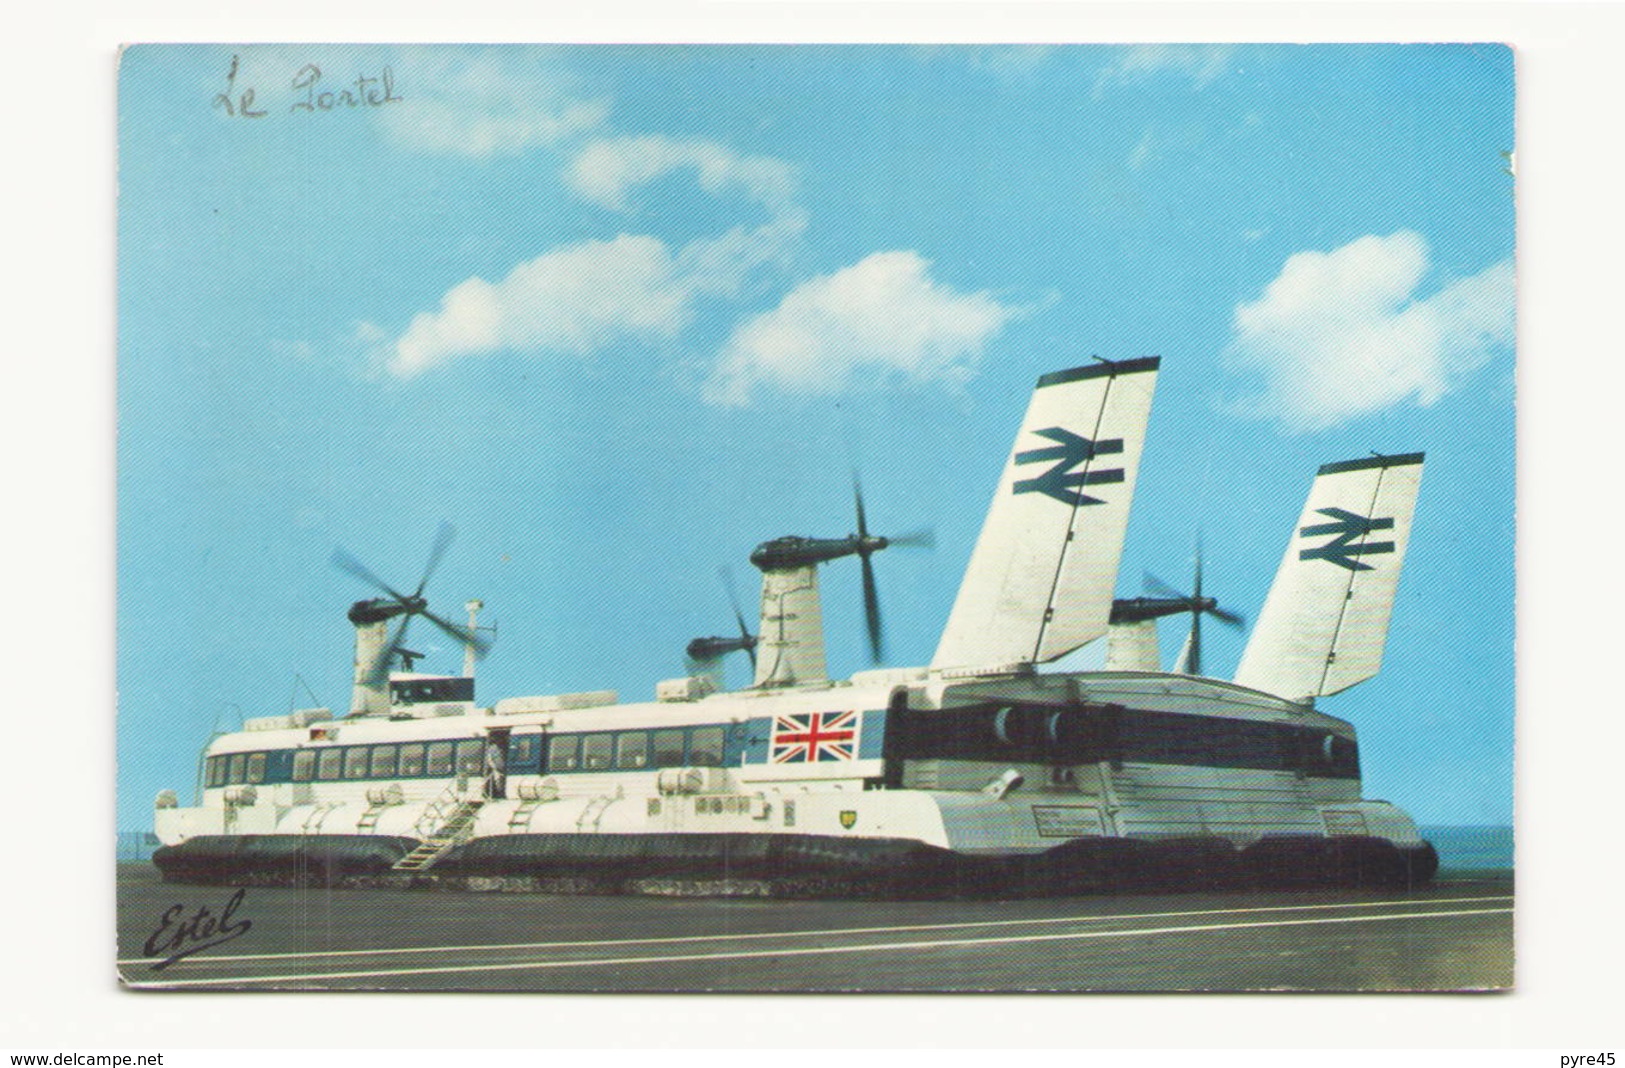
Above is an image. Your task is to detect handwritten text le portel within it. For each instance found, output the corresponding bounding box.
[213,54,402,119]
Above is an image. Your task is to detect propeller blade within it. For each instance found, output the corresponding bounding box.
[1143,570,1184,600]
[720,568,750,635]
[365,614,413,686]
[332,547,411,603]
[719,567,757,669]
[861,553,884,663]
[888,528,936,550]
[422,607,492,658]
[853,476,870,540]
[1208,604,1246,628]
[414,521,456,597]
[1188,606,1203,677]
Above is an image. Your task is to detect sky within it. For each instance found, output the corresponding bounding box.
[117,43,1515,830]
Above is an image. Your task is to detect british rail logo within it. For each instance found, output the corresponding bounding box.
[1012,427,1125,507]
[1298,508,1396,572]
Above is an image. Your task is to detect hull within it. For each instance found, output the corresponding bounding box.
[153,830,1438,897]
[156,672,1439,898]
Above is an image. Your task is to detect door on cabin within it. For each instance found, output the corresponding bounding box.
[483,728,510,800]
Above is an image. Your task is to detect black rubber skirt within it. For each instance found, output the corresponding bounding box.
[153,831,1438,896]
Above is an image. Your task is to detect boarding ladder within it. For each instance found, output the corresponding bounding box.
[508,797,543,832]
[393,781,484,873]
[574,788,622,833]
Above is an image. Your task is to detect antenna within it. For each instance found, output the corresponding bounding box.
[286,673,323,714]
[464,599,484,678]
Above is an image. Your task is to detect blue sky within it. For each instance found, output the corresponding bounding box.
[117,43,1514,829]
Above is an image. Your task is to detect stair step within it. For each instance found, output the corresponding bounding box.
[392,796,486,871]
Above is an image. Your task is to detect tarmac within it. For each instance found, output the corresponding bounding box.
[116,862,1513,992]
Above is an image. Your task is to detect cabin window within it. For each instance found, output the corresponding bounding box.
[548,736,580,773]
[653,729,685,767]
[204,757,223,788]
[226,753,246,785]
[246,753,266,784]
[689,727,724,767]
[370,744,399,778]
[455,739,484,776]
[426,741,454,777]
[398,743,425,777]
[616,732,649,769]
[291,750,315,782]
[316,748,342,781]
[581,733,613,771]
[509,735,539,773]
[341,746,368,780]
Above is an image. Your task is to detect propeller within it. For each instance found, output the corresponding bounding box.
[332,521,492,685]
[685,568,759,675]
[1140,535,1244,677]
[746,480,932,666]
[854,480,881,662]
[852,478,934,663]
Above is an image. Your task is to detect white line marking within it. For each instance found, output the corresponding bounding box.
[128,906,1512,988]
[118,893,1512,967]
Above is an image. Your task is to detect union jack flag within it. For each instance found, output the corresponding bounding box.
[770,710,859,763]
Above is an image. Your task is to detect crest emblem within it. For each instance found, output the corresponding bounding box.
[839,810,857,830]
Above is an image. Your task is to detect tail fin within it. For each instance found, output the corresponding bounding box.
[1233,452,1424,701]
[932,357,1159,671]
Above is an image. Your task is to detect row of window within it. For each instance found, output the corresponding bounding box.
[204,725,732,788]
[205,738,488,788]
[547,727,725,772]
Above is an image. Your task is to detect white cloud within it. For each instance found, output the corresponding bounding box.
[386,235,690,377]
[1223,231,1514,431]
[382,128,811,377]
[567,135,797,214]
[372,47,610,157]
[384,211,809,378]
[1095,45,1237,95]
[705,251,1019,406]
[675,213,808,296]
